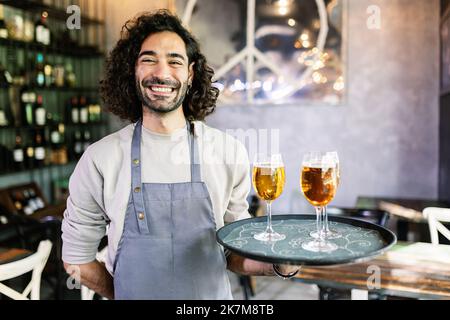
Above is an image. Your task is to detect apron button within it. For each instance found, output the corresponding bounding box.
[134,187,141,193]
[133,159,140,165]
[138,212,145,220]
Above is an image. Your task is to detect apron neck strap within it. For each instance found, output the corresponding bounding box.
[131,119,202,183]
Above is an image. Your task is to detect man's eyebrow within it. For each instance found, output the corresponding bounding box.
[138,50,157,58]
[167,53,186,61]
[138,51,186,61]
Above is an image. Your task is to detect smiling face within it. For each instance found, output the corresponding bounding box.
[135,31,194,114]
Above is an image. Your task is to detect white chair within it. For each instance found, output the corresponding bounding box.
[423,207,450,244]
[80,246,108,300]
[0,240,52,300]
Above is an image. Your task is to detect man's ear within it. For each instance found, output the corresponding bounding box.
[188,62,195,85]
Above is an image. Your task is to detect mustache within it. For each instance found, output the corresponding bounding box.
[142,77,180,88]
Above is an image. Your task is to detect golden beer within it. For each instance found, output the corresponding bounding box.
[252,165,285,202]
[301,166,337,206]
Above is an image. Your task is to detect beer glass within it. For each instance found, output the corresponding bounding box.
[300,151,339,252]
[252,153,286,242]
[310,151,341,240]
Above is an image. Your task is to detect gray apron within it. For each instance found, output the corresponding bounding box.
[113,119,232,300]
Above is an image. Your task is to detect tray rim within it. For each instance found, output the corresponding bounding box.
[217,214,397,266]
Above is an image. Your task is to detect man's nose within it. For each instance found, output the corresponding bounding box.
[152,61,171,79]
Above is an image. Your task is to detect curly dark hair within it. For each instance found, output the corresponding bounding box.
[100,10,219,122]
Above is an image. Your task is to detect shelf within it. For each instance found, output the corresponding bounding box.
[0,85,100,92]
[0,0,105,26]
[0,121,108,130]
[0,37,104,58]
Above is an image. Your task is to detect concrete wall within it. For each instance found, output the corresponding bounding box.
[205,0,440,213]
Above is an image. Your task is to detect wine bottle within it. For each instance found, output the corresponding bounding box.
[0,100,8,127]
[25,138,35,170]
[0,5,8,39]
[34,131,46,167]
[13,133,25,171]
[29,188,45,210]
[35,11,50,45]
[35,53,45,87]
[73,130,83,160]
[34,95,46,126]
[70,96,79,124]
[0,63,12,88]
[83,129,91,152]
[65,62,76,87]
[44,60,53,87]
[21,89,37,126]
[79,96,88,124]
[22,189,34,215]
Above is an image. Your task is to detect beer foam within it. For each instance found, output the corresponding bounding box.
[254,162,284,168]
[302,161,335,169]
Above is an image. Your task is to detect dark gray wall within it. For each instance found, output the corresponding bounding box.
[205,0,440,213]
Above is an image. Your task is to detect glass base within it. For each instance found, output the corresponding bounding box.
[310,229,342,240]
[301,239,338,252]
[254,231,286,242]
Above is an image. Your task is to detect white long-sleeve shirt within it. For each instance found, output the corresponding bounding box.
[61,121,251,275]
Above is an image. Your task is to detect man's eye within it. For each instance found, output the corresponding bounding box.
[142,59,155,63]
[170,61,183,65]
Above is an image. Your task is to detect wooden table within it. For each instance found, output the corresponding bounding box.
[294,242,450,299]
[0,248,33,265]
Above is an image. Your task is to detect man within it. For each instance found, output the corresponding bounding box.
[62,10,299,300]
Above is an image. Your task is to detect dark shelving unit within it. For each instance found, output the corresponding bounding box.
[0,0,110,206]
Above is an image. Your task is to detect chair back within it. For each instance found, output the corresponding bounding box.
[0,240,52,300]
[423,207,450,244]
[327,207,390,227]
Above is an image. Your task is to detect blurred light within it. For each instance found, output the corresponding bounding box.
[288,19,296,27]
[300,33,309,41]
[278,0,290,5]
[302,40,311,48]
[312,19,321,29]
[313,60,325,70]
[263,81,273,92]
[312,72,326,84]
[333,76,344,91]
[294,40,302,49]
[278,7,288,15]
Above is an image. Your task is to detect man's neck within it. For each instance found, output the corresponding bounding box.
[142,107,186,134]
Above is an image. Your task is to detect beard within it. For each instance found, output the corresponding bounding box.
[136,76,189,114]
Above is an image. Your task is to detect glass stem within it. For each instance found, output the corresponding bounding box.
[323,205,330,233]
[266,201,274,234]
[315,206,323,242]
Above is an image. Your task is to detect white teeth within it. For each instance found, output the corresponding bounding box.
[150,86,173,93]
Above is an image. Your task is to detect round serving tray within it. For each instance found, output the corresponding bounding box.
[217,214,397,266]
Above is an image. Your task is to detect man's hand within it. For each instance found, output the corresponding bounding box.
[227,253,300,277]
[63,260,114,300]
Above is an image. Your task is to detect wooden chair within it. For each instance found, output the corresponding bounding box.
[423,207,450,244]
[0,240,52,300]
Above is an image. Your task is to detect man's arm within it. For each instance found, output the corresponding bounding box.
[61,149,111,296]
[227,253,299,276]
[64,261,114,300]
[226,253,274,276]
